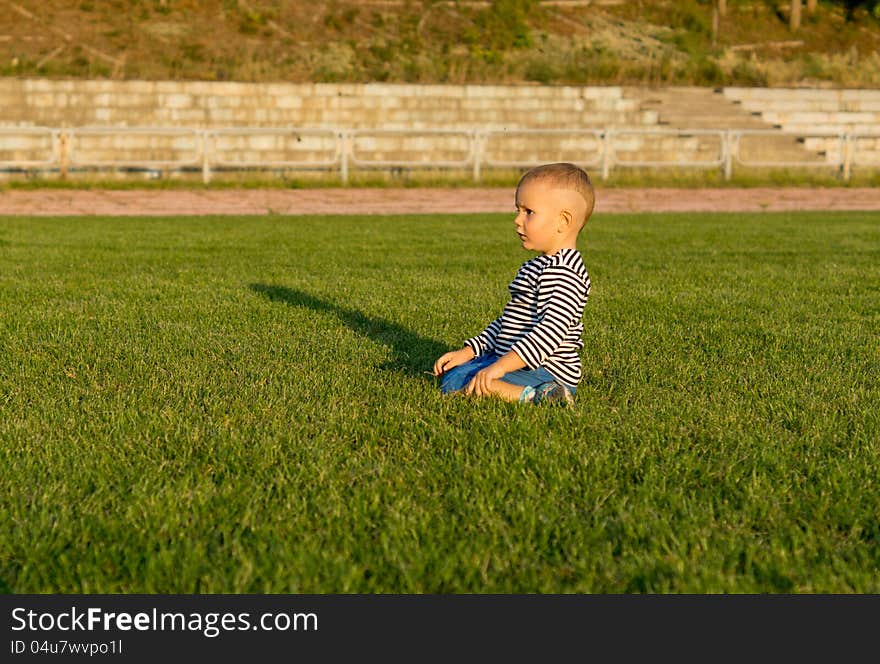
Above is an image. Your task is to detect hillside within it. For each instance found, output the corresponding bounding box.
[2,0,880,87]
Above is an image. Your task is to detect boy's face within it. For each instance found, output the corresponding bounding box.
[514,179,576,255]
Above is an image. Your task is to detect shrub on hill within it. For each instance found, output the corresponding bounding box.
[1,0,878,86]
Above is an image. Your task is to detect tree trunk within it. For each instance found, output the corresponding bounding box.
[790,0,802,31]
[712,4,719,45]
[806,0,817,14]
[718,0,727,17]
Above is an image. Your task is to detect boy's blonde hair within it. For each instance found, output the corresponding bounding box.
[517,162,595,228]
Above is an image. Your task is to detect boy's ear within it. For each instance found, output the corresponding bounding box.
[558,208,573,231]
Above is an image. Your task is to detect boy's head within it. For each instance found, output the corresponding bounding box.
[516,162,595,229]
[514,162,595,255]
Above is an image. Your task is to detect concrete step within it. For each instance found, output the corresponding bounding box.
[725,87,880,101]
[779,123,880,134]
[621,86,841,161]
[625,86,772,130]
[763,111,880,124]
[738,99,880,113]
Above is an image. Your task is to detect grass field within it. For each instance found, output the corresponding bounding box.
[5,166,880,190]
[1,210,878,593]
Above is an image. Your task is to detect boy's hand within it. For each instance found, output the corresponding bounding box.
[463,351,527,397]
[433,346,476,376]
[464,363,507,397]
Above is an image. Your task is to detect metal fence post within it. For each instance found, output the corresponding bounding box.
[58,130,69,180]
[339,130,349,184]
[472,130,483,183]
[842,131,853,182]
[722,130,734,181]
[601,129,612,180]
[201,130,212,184]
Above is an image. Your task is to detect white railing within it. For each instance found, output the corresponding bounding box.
[1,126,878,182]
[0,127,59,169]
[208,127,341,170]
[65,126,204,174]
[603,128,727,175]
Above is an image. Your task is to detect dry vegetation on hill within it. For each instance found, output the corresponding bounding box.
[1,0,879,86]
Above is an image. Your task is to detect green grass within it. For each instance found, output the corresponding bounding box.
[1,210,878,593]
[4,166,880,191]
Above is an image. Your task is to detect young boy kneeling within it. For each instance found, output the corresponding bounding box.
[432,162,594,406]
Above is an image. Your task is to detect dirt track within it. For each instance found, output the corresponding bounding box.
[2,187,880,216]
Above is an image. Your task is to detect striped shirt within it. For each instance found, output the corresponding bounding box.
[465,247,591,387]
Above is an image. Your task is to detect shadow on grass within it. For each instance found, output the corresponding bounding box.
[249,283,447,380]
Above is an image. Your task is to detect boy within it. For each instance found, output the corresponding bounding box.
[432,162,594,405]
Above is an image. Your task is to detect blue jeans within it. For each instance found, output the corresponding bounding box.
[440,354,576,395]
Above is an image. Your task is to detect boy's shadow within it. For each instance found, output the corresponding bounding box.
[249,283,447,379]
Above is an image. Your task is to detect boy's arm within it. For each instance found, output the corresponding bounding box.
[433,345,475,376]
[464,316,503,357]
[433,314,503,377]
[464,350,525,396]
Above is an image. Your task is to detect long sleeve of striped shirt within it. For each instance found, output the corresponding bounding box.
[463,248,590,386]
[464,315,503,357]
